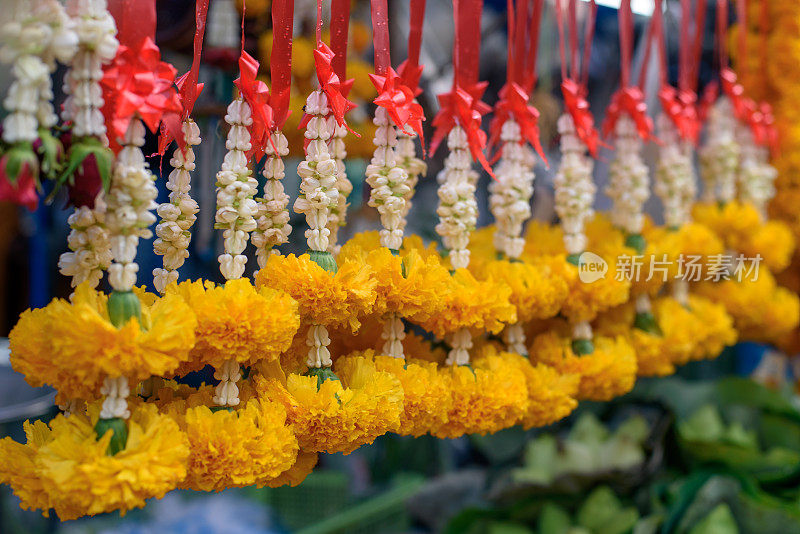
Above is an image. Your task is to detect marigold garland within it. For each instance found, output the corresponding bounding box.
[9,283,196,400]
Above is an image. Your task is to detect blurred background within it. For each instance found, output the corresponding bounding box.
[3,1,800,533]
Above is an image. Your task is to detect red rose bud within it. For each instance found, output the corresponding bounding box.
[59,137,113,209]
[34,128,64,179]
[0,144,40,211]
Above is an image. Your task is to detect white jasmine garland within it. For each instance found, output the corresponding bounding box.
[105,119,158,292]
[58,200,113,289]
[605,116,649,236]
[252,130,292,270]
[294,90,340,369]
[62,0,119,138]
[436,125,478,271]
[153,119,201,293]
[445,327,473,366]
[503,323,527,355]
[366,106,410,251]
[699,97,740,204]
[554,113,595,256]
[294,90,339,253]
[737,124,777,220]
[326,120,351,253]
[395,126,427,231]
[489,119,535,260]
[213,359,241,407]
[215,98,258,281]
[381,313,406,359]
[655,114,696,228]
[99,376,130,419]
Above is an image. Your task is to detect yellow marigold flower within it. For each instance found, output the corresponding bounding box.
[347,350,453,438]
[523,221,567,256]
[163,397,298,492]
[694,267,800,344]
[256,355,403,454]
[432,349,529,438]
[678,295,737,361]
[265,451,318,488]
[10,403,189,520]
[548,257,631,323]
[471,259,569,322]
[646,223,724,279]
[0,420,52,515]
[292,37,316,81]
[168,278,299,374]
[350,21,372,53]
[348,59,378,101]
[9,283,196,400]
[739,221,795,273]
[477,343,580,429]
[530,332,637,401]
[338,244,452,322]
[691,201,794,271]
[412,268,516,337]
[257,253,377,331]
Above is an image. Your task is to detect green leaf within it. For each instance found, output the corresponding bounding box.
[572,338,595,355]
[614,415,650,443]
[487,521,534,534]
[679,405,726,442]
[687,504,739,534]
[538,503,572,534]
[515,435,558,484]
[634,312,663,336]
[577,486,623,531]
[625,233,646,255]
[570,413,610,444]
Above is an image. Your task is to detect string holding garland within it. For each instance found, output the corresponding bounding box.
[0,0,795,521]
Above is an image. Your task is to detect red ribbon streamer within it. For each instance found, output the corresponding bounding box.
[234,51,274,161]
[399,0,426,95]
[158,0,209,156]
[523,0,544,92]
[370,0,391,75]
[108,0,156,50]
[603,0,655,142]
[431,0,493,177]
[555,0,603,157]
[271,0,294,131]
[330,0,351,86]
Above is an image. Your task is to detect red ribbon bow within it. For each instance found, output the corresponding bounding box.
[430,81,494,178]
[398,60,425,98]
[602,86,656,142]
[370,67,426,144]
[489,82,547,166]
[301,42,357,132]
[561,79,603,158]
[720,68,748,121]
[234,51,274,161]
[101,37,182,152]
[658,85,700,145]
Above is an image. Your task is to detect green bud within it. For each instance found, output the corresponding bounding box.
[36,128,61,178]
[625,233,646,255]
[634,311,663,336]
[95,417,128,456]
[567,253,582,266]
[572,338,595,355]
[108,290,142,328]
[306,366,340,390]
[307,250,338,273]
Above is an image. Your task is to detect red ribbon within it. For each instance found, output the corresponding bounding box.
[555,0,602,157]
[101,38,182,152]
[602,0,655,142]
[299,42,357,132]
[431,82,494,177]
[658,86,700,145]
[330,0,351,87]
[270,0,294,131]
[158,0,209,156]
[489,0,547,165]
[108,0,155,50]
[370,68,425,142]
[234,51,274,161]
[368,0,426,143]
[523,0,544,93]
[398,0,426,96]
[430,0,493,176]
[489,82,547,165]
